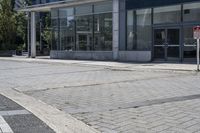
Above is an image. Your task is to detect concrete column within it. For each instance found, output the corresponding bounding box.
[31,12,36,58]
[112,0,120,60]
[27,12,30,57]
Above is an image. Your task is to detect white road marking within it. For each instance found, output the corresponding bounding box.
[0,115,13,133]
[0,110,30,116]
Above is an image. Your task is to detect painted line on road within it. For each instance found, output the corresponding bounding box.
[0,110,30,116]
[0,115,13,133]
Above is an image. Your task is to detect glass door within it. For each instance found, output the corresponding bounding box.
[154,29,166,60]
[154,28,180,61]
[167,29,180,61]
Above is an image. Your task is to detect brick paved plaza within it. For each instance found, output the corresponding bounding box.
[0,58,200,133]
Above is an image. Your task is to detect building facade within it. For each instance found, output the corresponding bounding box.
[24,0,200,62]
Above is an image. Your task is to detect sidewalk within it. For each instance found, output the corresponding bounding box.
[0,56,197,71]
[0,57,200,133]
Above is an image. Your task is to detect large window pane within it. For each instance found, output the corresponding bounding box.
[76,15,93,51]
[51,2,113,52]
[127,10,136,50]
[126,9,152,51]
[94,13,112,51]
[94,1,112,13]
[183,2,200,22]
[51,9,59,50]
[59,8,74,17]
[137,9,152,50]
[154,5,181,24]
[60,16,75,51]
[75,5,93,16]
[183,27,197,60]
[51,9,59,27]
[52,28,59,50]
[59,8,75,51]
[51,9,58,18]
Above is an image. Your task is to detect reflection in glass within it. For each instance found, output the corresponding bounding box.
[50,1,113,51]
[183,2,200,22]
[183,27,197,60]
[60,17,75,51]
[154,47,165,59]
[94,1,112,13]
[136,9,152,50]
[127,10,135,50]
[59,8,75,51]
[154,5,181,24]
[154,29,166,46]
[126,9,152,51]
[75,5,93,16]
[167,29,179,45]
[166,29,180,60]
[167,47,179,59]
[52,28,59,50]
[76,15,93,51]
[94,13,112,51]
[154,29,165,59]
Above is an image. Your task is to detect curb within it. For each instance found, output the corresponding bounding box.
[0,88,100,133]
[0,57,197,72]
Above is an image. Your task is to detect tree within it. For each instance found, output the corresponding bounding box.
[0,0,16,50]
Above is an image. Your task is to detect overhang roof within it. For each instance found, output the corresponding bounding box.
[18,0,108,12]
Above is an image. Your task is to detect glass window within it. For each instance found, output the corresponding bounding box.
[59,8,74,17]
[59,8,75,51]
[94,1,112,13]
[75,5,93,16]
[51,9,59,50]
[94,13,112,51]
[51,9,58,18]
[136,9,152,50]
[59,8,68,18]
[76,15,93,51]
[183,2,200,22]
[183,27,197,60]
[51,2,113,52]
[52,28,59,50]
[51,9,59,27]
[60,16,75,51]
[127,10,135,50]
[154,5,181,24]
[126,9,152,51]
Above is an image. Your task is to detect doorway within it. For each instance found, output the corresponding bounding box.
[154,28,181,61]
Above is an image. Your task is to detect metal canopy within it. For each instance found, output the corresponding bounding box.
[18,0,108,12]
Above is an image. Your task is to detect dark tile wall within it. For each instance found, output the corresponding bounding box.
[126,0,200,9]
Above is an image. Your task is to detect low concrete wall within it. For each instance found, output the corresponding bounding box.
[50,51,113,61]
[50,50,152,62]
[119,51,152,62]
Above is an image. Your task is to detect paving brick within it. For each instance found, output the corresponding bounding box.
[1,60,200,133]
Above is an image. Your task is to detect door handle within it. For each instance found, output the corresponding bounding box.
[162,43,168,48]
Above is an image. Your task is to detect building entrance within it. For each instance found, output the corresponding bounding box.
[154,28,180,61]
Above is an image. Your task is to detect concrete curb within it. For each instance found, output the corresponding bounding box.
[0,57,197,72]
[0,88,100,133]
